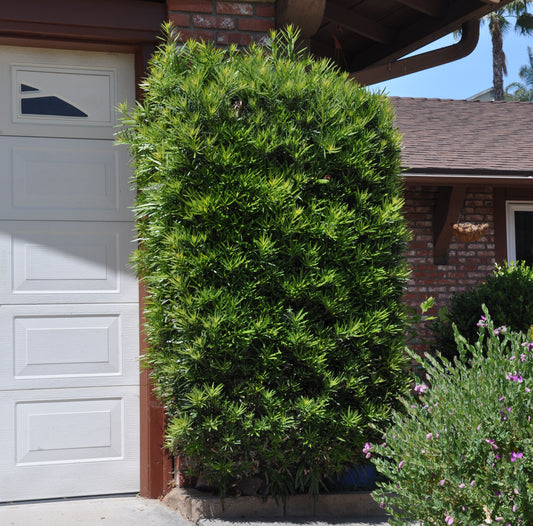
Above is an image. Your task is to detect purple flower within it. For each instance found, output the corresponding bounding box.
[470,480,476,486]
[459,483,465,489]
[362,442,373,459]
[526,387,531,393]
[485,439,498,450]
[506,373,523,382]
[445,515,454,525]
[398,460,404,469]
[426,433,433,440]
[414,384,428,395]
[494,326,507,335]
[439,479,446,486]
[511,452,524,462]
[521,354,527,362]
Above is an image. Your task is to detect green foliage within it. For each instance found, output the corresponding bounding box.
[506,46,533,101]
[119,23,410,497]
[432,262,533,361]
[371,308,533,526]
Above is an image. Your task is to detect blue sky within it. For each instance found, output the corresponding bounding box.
[372,25,533,99]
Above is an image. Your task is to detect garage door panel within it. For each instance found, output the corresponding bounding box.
[0,304,139,390]
[16,398,123,465]
[0,46,134,139]
[0,387,139,501]
[14,66,115,127]
[0,221,138,303]
[0,137,133,221]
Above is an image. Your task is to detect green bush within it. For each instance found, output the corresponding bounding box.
[432,262,533,361]
[371,308,533,525]
[119,24,410,497]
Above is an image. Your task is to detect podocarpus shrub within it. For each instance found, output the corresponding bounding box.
[432,262,533,361]
[371,308,533,525]
[119,23,410,497]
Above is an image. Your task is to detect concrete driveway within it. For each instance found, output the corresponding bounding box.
[0,495,393,526]
[0,495,190,526]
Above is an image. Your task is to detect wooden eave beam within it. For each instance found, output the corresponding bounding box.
[276,0,326,38]
[349,0,514,72]
[0,0,166,44]
[433,186,466,265]
[323,2,394,44]
[395,0,446,18]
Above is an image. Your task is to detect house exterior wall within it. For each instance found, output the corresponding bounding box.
[403,184,496,318]
[168,0,275,45]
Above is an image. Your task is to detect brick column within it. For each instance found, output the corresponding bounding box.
[168,0,275,45]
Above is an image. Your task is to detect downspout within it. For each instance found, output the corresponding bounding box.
[351,19,480,86]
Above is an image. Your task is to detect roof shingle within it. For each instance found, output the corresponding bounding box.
[391,97,533,175]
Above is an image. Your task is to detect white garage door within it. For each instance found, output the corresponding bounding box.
[0,46,139,502]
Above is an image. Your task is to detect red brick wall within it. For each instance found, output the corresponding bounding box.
[404,185,496,317]
[167,0,275,45]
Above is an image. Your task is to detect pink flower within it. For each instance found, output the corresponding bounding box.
[426,433,433,440]
[445,515,454,525]
[511,452,523,462]
[362,442,373,459]
[398,460,404,469]
[459,483,465,489]
[439,479,446,486]
[414,384,427,395]
[485,438,498,450]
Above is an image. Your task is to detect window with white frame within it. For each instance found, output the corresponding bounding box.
[506,201,533,266]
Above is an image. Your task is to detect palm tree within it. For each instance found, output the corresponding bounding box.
[486,1,533,100]
[505,46,533,100]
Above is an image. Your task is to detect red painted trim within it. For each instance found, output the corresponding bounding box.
[139,286,174,498]
[135,43,173,499]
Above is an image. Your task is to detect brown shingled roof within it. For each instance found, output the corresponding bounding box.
[391,97,533,176]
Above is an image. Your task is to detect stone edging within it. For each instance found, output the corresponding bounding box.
[163,487,387,522]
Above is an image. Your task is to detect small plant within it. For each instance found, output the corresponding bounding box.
[432,262,533,361]
[370,307,533,525]
[119,23,410,497]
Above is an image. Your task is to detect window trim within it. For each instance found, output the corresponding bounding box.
[506,201,533,264]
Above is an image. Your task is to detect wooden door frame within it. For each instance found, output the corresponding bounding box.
[0,0,171,499]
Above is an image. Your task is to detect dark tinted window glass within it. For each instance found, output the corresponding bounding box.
[515,211,533,266]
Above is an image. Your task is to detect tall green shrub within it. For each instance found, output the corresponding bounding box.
[119,24,410,497]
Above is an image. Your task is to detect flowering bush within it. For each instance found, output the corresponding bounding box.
[370,307,533,525]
